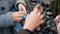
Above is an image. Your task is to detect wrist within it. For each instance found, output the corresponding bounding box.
[23,26,34,32]
[25,29,34,34]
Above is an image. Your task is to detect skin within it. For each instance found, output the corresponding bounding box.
[11,3,44,32]
[11,4,26,23]
[55,15,60,34]
[23,4,43,31]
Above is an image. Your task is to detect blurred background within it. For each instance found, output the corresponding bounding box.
[43,0,60,15]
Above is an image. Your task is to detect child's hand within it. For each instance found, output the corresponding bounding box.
[11,4,26,23]
[18,4,26,14]
[11,11,25,23]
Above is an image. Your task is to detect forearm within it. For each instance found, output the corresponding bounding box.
[0,12,15,27]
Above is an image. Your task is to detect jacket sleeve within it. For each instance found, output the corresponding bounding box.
[0,12,15,27]
[17,29,31,34]
[15,0,26,10]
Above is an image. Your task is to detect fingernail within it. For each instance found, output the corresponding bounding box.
[34,4,41,9]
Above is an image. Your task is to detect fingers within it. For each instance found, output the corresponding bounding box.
[16,11,25,16]
[16,14,24,18]
[19,7,26,14]
[15,18,22,22]
[33,4,43,13]
[18,4,24,11]
[18,4,26,14]
[38,15,44,25]
[37,12,43,19]
[34,4,41,10]
[19,11,25,14]
[12,12,25,18]
[38,5,43,13]
[55,15,60,25]
[39,15,43,20]
[39,20,44,25]
[33,4,40,13]
[19,5,26,11]
[39,15,44,26]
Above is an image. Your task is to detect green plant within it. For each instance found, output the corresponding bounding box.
[48,0,58,16]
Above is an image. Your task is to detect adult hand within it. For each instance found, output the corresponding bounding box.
[23,4,43,31]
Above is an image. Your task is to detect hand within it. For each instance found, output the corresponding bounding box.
[11,11,25,23]
[11,4,26,23]
[23,4,43,31]
[55,15,60,25]
[18,4,26,15]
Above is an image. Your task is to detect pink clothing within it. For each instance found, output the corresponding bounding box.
[55,15,60,34]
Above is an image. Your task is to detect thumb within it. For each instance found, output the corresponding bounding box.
[18,6,26,15]
[18,7,23,11]
[18,4,24,11]
[33,4,41,13]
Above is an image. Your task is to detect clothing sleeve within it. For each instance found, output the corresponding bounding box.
[15,0,26,10]
[17,29,31,34]
[0,12,15,27]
